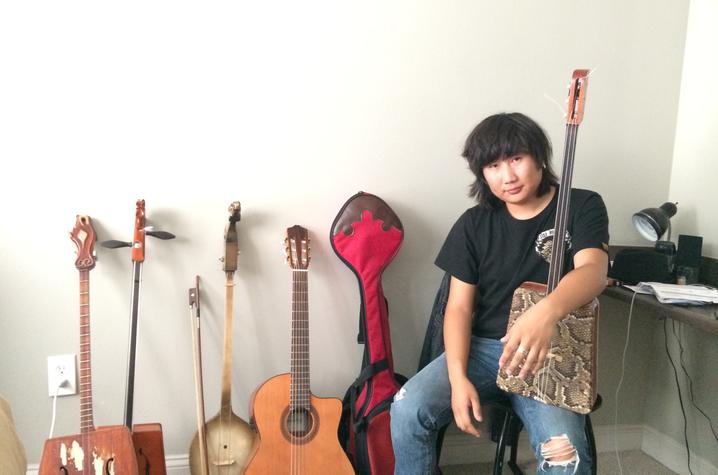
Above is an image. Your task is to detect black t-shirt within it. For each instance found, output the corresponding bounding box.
[435,187,609,339]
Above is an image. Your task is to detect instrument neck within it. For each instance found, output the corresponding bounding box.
[290,270,310,411]
[547,123,579,293]
[220,271,235,416]
[124,261,142,428]
[78,270,95,433]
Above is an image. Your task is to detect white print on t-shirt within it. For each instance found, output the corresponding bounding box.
[535,229,572,263]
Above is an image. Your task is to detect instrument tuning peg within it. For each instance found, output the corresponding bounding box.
[219,256,225,263]
[146,230,176,240]
[100,239,132,249]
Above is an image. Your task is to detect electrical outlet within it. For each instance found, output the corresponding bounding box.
[47,354,77,397]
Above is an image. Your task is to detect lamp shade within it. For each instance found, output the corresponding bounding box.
[632,202,677,241]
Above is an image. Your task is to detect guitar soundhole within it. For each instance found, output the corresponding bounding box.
[286,408,314,439]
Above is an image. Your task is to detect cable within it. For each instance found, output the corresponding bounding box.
[663,318,694,475]
[671,320,718,444]
[613,289,638,475]
[48,379,69,439]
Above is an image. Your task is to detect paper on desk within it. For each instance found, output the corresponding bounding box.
[622,282,718,304]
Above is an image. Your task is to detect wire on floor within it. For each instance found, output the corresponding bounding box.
[613,289,638,475]
[664,318,695,475]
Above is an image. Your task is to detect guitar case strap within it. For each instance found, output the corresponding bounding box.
[331,191,406,475]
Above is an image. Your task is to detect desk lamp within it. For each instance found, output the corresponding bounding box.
[632,201,678,263]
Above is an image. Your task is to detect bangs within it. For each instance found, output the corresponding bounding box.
[472,117,542,168]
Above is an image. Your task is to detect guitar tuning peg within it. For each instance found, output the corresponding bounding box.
[219,256,225,263]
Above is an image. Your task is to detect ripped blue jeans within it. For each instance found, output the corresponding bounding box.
[390,336,590,475]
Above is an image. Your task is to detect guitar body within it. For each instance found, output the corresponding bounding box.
[38,425,138,475]
[131,423,167,474]
[246,373,354,475]
[191,410,255,474]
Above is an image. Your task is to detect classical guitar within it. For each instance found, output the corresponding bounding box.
[101,199,174,474]
[193,201,256,474]
[496,69,598,414]
[245,226,354,474]
[38,216,138,475]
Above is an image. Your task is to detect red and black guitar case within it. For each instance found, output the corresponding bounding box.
[331,191,406,475]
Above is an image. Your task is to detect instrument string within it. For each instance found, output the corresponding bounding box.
[540,121,579,398]
[290,268,310,473]
[291,269,297,474]
[81,270,89,471]
[302,269,309,473]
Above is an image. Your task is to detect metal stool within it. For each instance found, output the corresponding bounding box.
[491,395,602,475]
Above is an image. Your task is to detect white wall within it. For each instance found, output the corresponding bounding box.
[670,0,718,258]
[0,0,690,465]
[647,0,718,470]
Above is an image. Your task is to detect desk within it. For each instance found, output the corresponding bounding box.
[602,285,718,335]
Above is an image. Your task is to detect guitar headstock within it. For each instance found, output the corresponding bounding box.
[223,201,241,272]
[285,225,310,270]
[132,199,146,263]
[566,69,589,126]
[70,215,97,271]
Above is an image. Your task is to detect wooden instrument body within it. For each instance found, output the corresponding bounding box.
[132,423,167,474]
[190,411,255,474]
[39,425,138,475]
[246,373,354,475]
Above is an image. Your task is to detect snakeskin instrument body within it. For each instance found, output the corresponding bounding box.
[496,282,598,414]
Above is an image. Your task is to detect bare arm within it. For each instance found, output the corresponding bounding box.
[444,276,483,436]
[499,247,608,378]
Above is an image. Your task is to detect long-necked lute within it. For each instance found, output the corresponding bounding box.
[39,216,138,475]
[101,199,175,473]
[497,69,598,414]
[195,201,255,474]
[245,226,354,474]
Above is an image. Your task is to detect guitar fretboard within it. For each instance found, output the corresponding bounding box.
[290,270,310,410]
[78,269,95,433]
[547,122,579,292]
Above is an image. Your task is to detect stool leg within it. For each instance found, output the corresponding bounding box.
[506,415,524,475]
[585,414,597,475]
[492,410,511,475]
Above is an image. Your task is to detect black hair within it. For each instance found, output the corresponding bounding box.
[462,112,559,208]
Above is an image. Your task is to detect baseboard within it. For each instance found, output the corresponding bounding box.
[641,425,718,475]
[440,423,644,466]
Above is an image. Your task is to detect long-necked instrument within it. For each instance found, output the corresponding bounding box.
[188,276,210,475]
[101,199,175,473]
[245,226,354,474]
[497,69,598,414]
[39,216,138,475]
[197,201,255,474]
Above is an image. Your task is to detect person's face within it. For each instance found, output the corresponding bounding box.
[482,153,544,208]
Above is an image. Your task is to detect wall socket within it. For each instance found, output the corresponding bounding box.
[47,354,77,397]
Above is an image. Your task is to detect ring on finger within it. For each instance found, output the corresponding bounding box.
[517,346,529,356]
